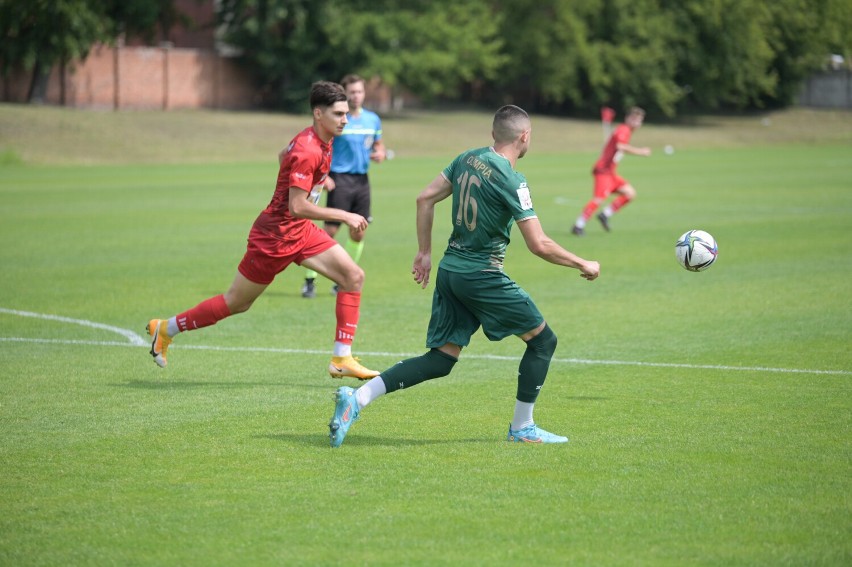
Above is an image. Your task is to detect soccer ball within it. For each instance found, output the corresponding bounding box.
[675,230,718,272]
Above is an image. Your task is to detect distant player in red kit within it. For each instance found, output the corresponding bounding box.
[146,81,380,380]
[572,107,651,235]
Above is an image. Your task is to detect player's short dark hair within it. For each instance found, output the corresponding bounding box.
[492,105,530,143]
[340,74,365,89]
[310,81,347,109]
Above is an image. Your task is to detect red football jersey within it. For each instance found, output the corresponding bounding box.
[594,124,632,173]
[252,126,332,238]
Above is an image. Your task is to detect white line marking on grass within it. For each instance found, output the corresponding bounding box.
[1,337,143,348]
[549,357,852,375]
[0,308,147,346]
[0,336,849,376]
[2,308,848,376]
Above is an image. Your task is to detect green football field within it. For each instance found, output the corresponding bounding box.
[0,106,850,565]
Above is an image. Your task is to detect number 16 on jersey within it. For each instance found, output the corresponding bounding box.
[456,171,480,231]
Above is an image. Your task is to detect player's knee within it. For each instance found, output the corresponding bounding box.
[425,348,457,377]
[338,264,365,291]
[527,324,557,359]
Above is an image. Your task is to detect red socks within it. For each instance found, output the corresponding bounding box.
[610,195,631,213]
[176,294,231,332]
[581,200,600,220]
[174,291,360,345]
[335,291,361,345]
[582,196,632,220]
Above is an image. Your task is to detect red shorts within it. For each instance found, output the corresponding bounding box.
[238,222,337,285]
[593,170,627,199]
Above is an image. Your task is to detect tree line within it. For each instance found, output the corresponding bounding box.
[0,0,189,102]
[3,0,850,116]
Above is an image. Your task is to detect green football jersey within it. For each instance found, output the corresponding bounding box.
[438,146,537,273]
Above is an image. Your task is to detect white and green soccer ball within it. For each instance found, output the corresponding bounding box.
[675,230,718,272]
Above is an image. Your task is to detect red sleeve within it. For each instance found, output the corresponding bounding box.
[613,125,632,145]
[280,142,322,193]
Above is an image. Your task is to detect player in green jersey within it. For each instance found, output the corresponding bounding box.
[329,105,600,447]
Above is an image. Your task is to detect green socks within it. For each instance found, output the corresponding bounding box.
[517,324,557,403]
[381,349,458,393]
[345,238,364,264]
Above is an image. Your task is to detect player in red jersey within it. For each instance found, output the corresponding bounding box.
[572,107,651,236]
[146,81,380,380]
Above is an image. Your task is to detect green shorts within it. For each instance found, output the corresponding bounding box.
[426,268,544,348]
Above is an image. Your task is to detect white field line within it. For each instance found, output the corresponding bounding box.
[0,308,147,345]
[0,306,848,377]
[1,336,848,376]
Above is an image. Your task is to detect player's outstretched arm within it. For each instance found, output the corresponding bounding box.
[517,217,600,281]
[616,142,652,157]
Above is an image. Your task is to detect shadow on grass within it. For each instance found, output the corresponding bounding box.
[258,433,489,447]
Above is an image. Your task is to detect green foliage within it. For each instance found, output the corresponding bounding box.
[490,0,851,116]
[488,1,590,110]
[216,0,338,109]
[584,0,682,115]
[823,0,852,57]
[0,0,108,75]
[3,0,850,113]
[216,0,849,115]
[325,0,506,103]
[0,0,184,102]
[762,0,852,106]
[493,0,682,115]
[103,0,191,42]
[665,0,778,111]
[215,0,506,108]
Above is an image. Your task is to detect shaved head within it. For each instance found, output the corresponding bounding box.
[492,105,531,144]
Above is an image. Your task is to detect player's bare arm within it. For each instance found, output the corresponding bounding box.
[412,174,453,288]
[616,142,652,157]
[288,187,368,231]
[517,218,600,280]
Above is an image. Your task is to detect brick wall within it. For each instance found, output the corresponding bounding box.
[2,43,257,110]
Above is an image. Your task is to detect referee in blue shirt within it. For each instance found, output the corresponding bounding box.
[303,74,387,298]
